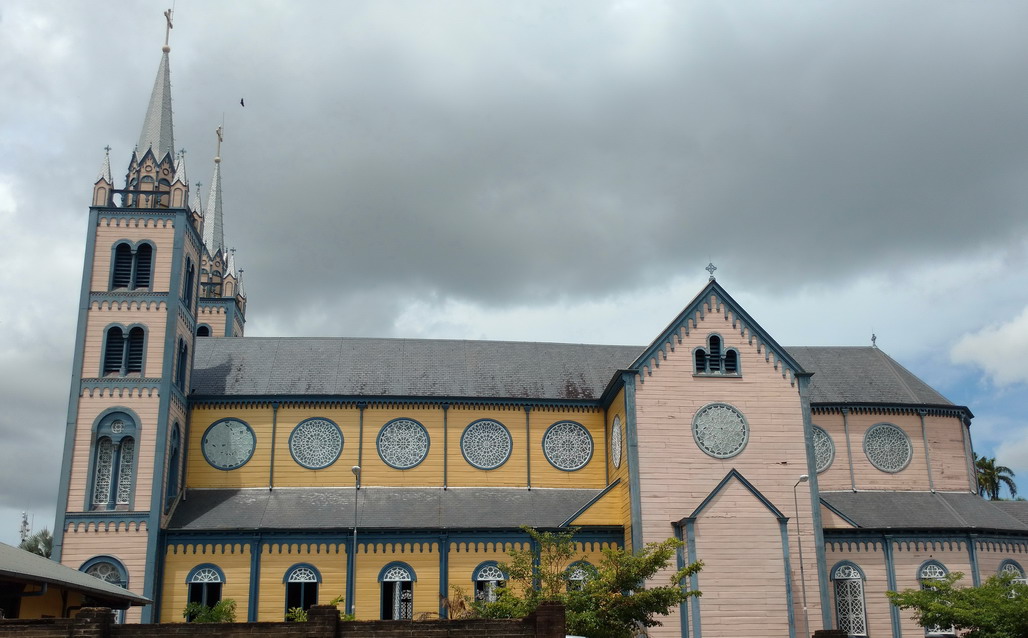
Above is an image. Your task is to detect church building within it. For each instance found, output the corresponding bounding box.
[51,20,1028,638]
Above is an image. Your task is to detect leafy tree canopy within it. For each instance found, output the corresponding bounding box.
[183,599,237,623]
[473,527,701,638]
[975,454,1017,501]
[887,572,1028,638]
[19,528,52,559]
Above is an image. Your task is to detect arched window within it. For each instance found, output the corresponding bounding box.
[112,244,133,289]
[133,244,152,289]
[918,561,955,637]
[102,326,146,376]
[566,561,593,592]
[175,339,189,391]
[379,563,414,620]
[81,557,128,623]
[165,424,181,509]
[91,413,138,510]
[187,564,224,610]
[196,325,211,337]
[831,562,867,637]
[284,564,321,618]
[1000,559,1027,585]
[182,258,196,308]
[472,562,506,603]
[694,334,741,376]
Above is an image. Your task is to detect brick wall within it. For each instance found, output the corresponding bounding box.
[0,604,565,638]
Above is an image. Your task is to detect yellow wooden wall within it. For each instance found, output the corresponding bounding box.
[257,542,347,621]
[351,541,439,620]
[186,403,613,491]
[160,542,252,622]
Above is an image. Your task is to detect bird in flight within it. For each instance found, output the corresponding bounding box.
[240,98,245,107]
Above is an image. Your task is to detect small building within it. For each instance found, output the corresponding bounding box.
[0,542,149,619]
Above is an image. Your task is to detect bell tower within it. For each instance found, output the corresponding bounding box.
[52,10,202,622]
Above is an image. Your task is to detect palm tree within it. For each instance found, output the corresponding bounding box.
[19,528,52,558]
[975,454,1018,500]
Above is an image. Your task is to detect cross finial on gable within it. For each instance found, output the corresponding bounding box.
[705,262,717,281]
[104,145,111,155]
[871,333,877,348]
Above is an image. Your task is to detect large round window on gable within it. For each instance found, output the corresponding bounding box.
[862,423,913,473]
[692,403,749,459]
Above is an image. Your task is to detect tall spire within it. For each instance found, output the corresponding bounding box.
[136,10,175,162]
[202,127,225,255]
[96,146,113,183]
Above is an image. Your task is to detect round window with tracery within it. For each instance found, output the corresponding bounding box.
[692,403,748,459]
[611,416,623,469]
[863,423,912,473]
[460,420,512,470]
[812,425,835,473]
[377,419,430,469]
[542,421,593,471]
[289,418,343,469]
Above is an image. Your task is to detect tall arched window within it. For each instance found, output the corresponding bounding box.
[196,325,211,337]
[284,564,321,618]
[133,244,152,289]
[175,339,189,391]
[832,562,867,637]
[165,424,181,510]
[182,258,195,308]
[1000,559,1027,585]
[112,244,133,289]
[187,564,224,609]
[91,412,138,510]
[473,562,506,603]
[919,562,955,637]
[102,326,145,376]
[379,563,414,620]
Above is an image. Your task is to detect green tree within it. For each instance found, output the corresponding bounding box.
[887,572,1028,638]
[475,527,701,638]
[975,454,1018,500]
[182,599,237,622]
[19,528,52,558]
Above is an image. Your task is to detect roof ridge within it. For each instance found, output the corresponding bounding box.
[875,348,937,404]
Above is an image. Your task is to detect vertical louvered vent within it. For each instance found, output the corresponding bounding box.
[103,327,125,374]
[134,244,152,289]
[126,328,145,374]
[112,245,133,289]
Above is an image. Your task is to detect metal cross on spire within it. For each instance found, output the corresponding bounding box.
[705,262,717,281]
[215,125,224,162]
[104,145,111,155]
[163,8,174,49]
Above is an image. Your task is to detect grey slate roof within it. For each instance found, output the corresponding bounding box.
[0,542,150,606]
[136,50,174,161]
[169,487,603,531]
[992,501,1028,527]
[821,492,1028,531]
[193,337,957,409]
[788,346,952,405]
[191,338,641,400]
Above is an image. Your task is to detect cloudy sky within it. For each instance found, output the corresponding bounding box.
[1,1,1027,546]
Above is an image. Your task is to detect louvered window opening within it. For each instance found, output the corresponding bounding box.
[111,243,153,290]
[695,335,739,375]
[104,327,144,376]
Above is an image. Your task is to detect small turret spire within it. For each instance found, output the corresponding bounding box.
[174,149,188,184]
[190,180,204,216]
[96,146,113,183]
[136,9,176,162]
[202,127,225,255]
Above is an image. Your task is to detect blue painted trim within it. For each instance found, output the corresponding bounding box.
[438,533,449,618]
[190,394,605,410]
[283,563,323,583]
[376,418,431,469]
[779,519,796,638]
[143,209,190,622]
[540,420,593,471]
[442,405,449,488]
[471,560,508,581]
[345,531,356,616]
[630,280,806,381]
[377,561,417,582]
[269,403,279,489]
[356,403,366,482]
[685,520,701,638]
[200,418,257,470]
[459,418,514,470]
[841,408,857,491]
[287,417,344,470]
[525,407,531,489]
[165,527,624,544]
[968,535,980,586]
[186,563,226,583]
[622,372,642,553]
[678,469,787,523]
[799,374,832,629]
[819,498,861,528]
[672,523,689,638]
[560,479,622,526]
[248,537,261,622]
[63,512,149,527]
[882,537,901,638]
[602,407,609,484]
[812,402,973,421]
[918,411,935,492]
[54,207,100,561]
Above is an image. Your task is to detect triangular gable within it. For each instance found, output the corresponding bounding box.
[677,469,787,524]
[630,279,807,385]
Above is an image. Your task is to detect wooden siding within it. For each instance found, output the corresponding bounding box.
[160,542,252,622]
[257,543,348,621]
[60,525,150,624]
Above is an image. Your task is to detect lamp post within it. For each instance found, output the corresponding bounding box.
[351,465,361,618]
[793,474,810,638]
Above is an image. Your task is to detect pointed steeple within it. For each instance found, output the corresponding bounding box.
[96,146,113,184]
[190,181,204,216]
[202,127,225,256]
[173,149,188,185]
[136,11,175,162]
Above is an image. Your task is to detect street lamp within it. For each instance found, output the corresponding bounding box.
[793,475,810,638]
[352,465,361,618]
